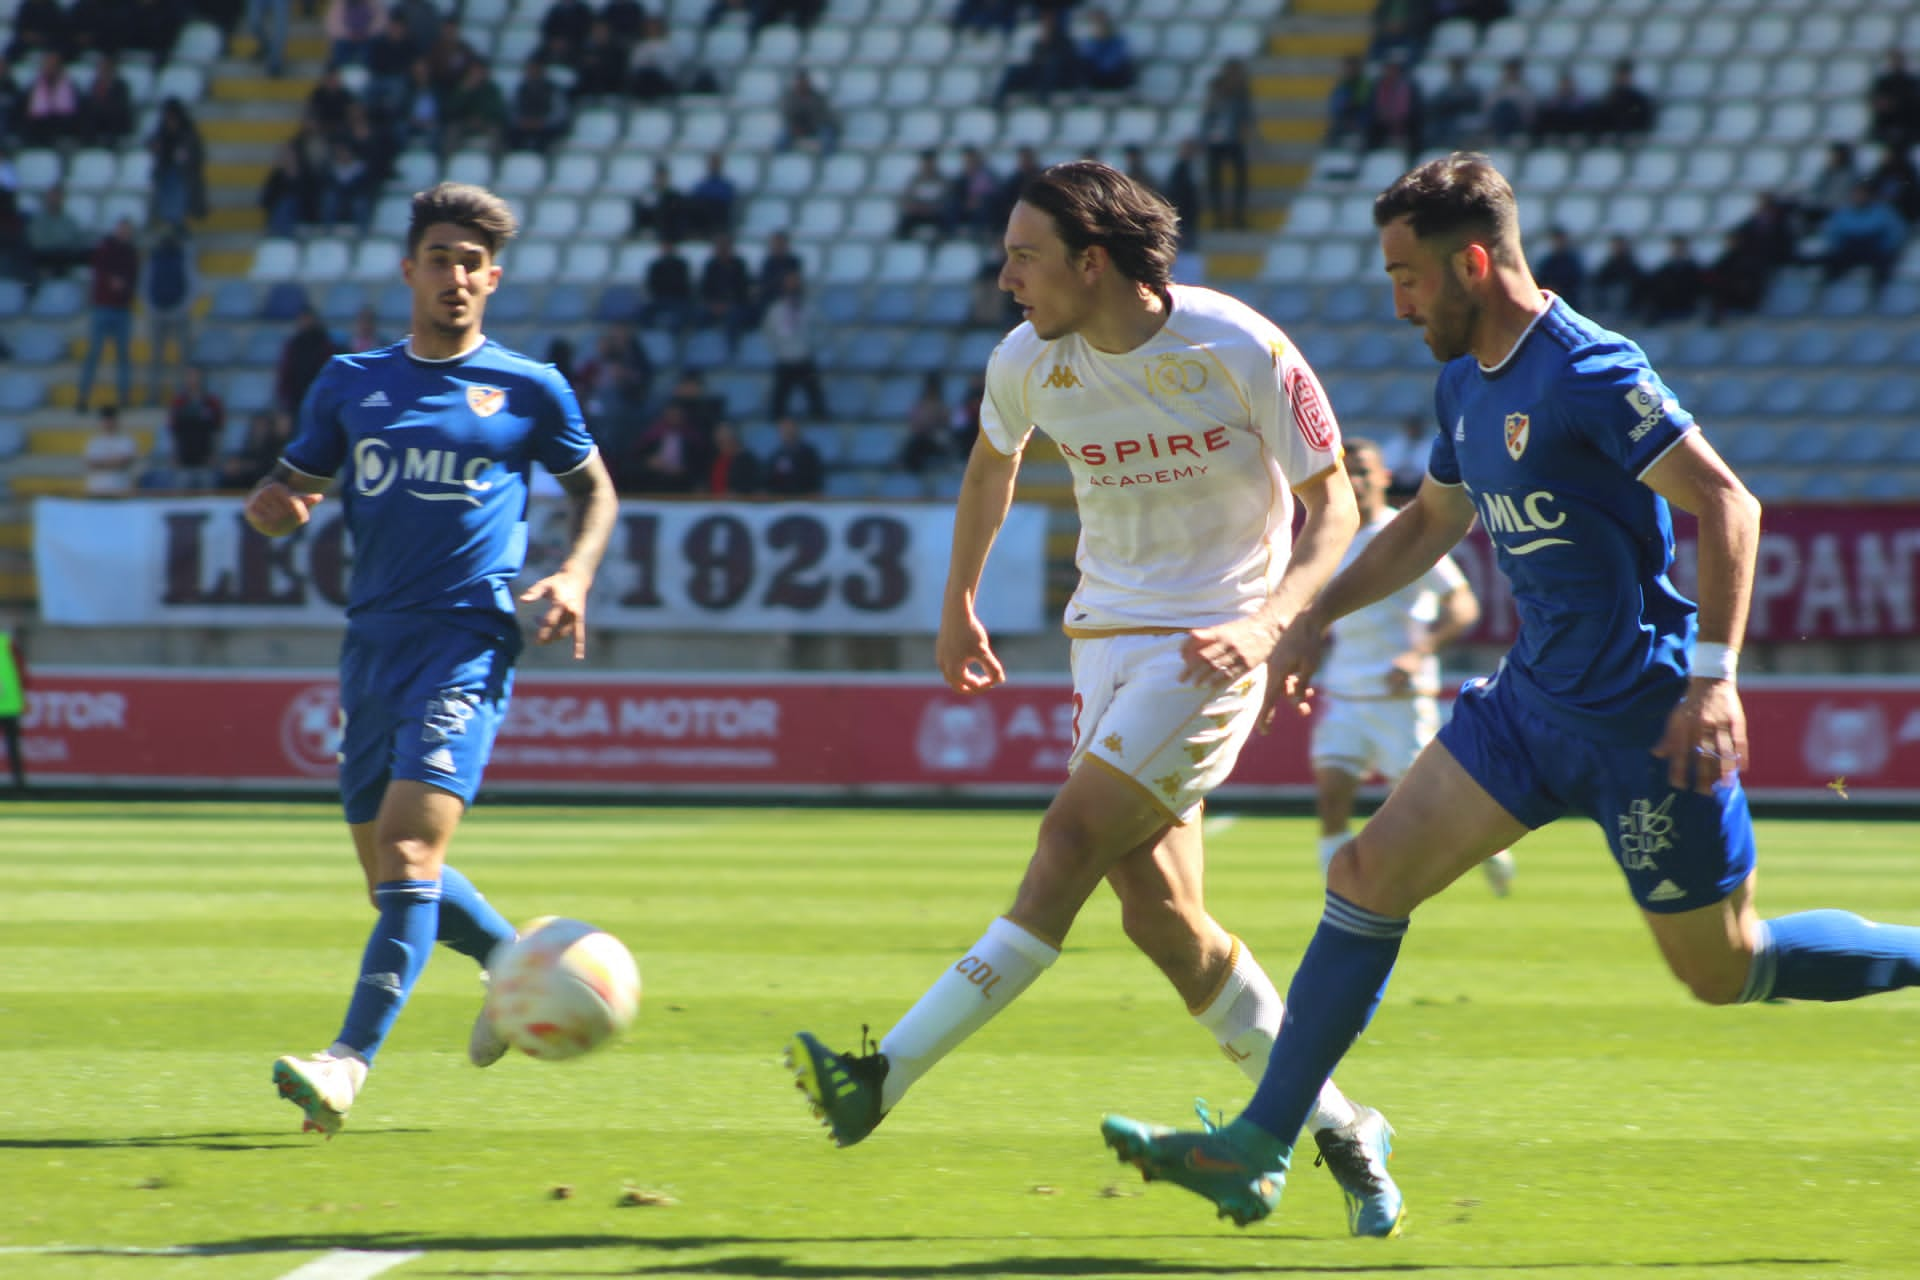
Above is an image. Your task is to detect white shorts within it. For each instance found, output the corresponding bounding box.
[1068,632,1265,823]
[1308,694,1439,783]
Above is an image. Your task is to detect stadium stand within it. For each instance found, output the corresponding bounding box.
[0,0,1916,618]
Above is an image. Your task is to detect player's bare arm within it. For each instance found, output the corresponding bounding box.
[1388,580,1479,692]
[1642,431,1761,792]
[1183,460,1358,688]
[520,451,619,661]
[243,460,329,538]
[936,437,1023,694]
[1267,475,1478,717]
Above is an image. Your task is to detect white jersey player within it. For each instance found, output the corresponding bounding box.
[790,161,1406,1237]
[1309,438,1514,894]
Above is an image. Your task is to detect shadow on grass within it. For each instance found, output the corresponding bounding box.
[0,1130,431,1152]
[7,1234,1845,1278]
[530,1257,1846,1279]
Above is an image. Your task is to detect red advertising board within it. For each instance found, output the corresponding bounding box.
[16,669,1920,803]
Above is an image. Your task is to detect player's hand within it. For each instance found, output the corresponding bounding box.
[243,483,322,538]
[1181,615,1282,688]
[1653,677,1748,793]
[1258,616,1327,732]
[936,606,1005,694]
[520,568,592,660]
[1385,651,1422,694]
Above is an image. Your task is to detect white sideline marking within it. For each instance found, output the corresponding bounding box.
[0,1245,421,1276]
[0,1246,217,1256]
[277,1250,423,1280]
[1202,813,1239,836]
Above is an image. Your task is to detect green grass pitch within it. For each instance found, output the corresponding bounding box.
[1,800,1916,1278]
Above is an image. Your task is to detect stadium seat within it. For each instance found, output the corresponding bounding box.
[558,242,612,286]
[530,195,582,240]
[792,195,847,241]
[764,153,818,198]
[8,326,60,364]
[64,148,116,194]
[1002,106,1054,150]
[875,242,930,286]
[225,370,275,416]
[891,107,940,152]
[738,194,794,239]
[1868,376,1920,416]
[846,196,894,239]
[948,107,997,149]
[16,148,60,191]
[679,109,731,154]
[445,150,494,188]
[350,239,395,283]
[749,24,803,65]
[624,109,674,151]
[249,239,301,283]
[1285,195,1335,236]
[256,280,308,322]
[1263,242,1311,282]
[850,27,903,65]
[823,242,877,284]
[0,373,43,415]
[207,279,259,323]
[495,152,547,202]
[933,66,986,110]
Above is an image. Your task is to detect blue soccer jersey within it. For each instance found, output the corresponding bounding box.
[283,339,597,621]
[1428,296,1696,745]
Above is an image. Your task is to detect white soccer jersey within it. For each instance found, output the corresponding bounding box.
[1317,511,1468,698]
[978,284,1342,634]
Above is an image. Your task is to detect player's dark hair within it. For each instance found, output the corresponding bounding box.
[407,182,519,257]
[1344,435,1381,461]
[1372,152,1520,263]
[1019,160,1179,290]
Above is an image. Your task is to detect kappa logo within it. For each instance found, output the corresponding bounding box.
[1041,362,1082,390]
[1504,411,1530,460]
[467,384,507,417]
[360,390,391,408]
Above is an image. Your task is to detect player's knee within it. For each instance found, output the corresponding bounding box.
[378,835,446,881]
[1670,959,1748,1006]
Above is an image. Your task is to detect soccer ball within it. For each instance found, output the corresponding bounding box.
[485,916,641,1061]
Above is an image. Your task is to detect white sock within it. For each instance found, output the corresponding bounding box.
[1317,832,1349,878]
[1190,937,1357,1134]
[877,916,1058,1111]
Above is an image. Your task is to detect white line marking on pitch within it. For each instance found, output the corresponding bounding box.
[277,1250,423,1280]
[1203,814,1239,836]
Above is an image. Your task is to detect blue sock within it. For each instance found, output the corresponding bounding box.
[336,879,441,1063]
[1739,911,1920,1003]
[436,866,515,967]
[1238,892,1408,1156]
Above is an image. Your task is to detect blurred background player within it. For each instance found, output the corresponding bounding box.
[789,160,1405,1237]
[246,182,618,1136]
[1103,152,1920,1229]
[1307,435,1514,895]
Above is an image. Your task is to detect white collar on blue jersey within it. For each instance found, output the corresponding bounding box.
[404,333,488,363]
[1477,290,1556,376]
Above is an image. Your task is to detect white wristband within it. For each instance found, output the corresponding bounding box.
[1690,641,1738,681]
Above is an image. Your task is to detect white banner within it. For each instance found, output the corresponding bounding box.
[33,497,1050,633]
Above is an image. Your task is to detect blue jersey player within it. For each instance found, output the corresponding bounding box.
[246,183,619,1136]
[1101,153,1920,1227]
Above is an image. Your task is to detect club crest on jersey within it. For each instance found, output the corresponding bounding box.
[467,384,506,417]
[1503,411,1530,460]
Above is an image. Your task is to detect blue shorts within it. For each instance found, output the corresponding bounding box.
[337,614,517,824]
[1435,670,1756,913]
